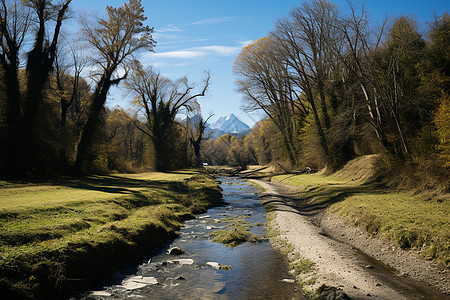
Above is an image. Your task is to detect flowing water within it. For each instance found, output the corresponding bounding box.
[76,177,302,299]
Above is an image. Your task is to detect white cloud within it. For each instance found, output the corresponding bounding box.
[157,38,208,46]
[152,49,207,59]
[153,33,183,40]
[239,40,256,48]
[198,45,240,56]
[191,16,234,25]
[148,45,241,59]
[157,24,182,33]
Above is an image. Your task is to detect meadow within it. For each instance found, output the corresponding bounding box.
[0,171,222,299]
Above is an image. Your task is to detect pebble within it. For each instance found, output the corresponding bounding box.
[170,259,195,265]
[281,279,295,284]
[168,247,185,255]
[206,262,221,269]
[121,276,158,290]
[91,291,112,296]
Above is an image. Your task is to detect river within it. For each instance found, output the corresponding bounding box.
[74,177,302,299]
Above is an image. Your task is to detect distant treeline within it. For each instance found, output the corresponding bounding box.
[0,0,210,177]
[202,0,449,176]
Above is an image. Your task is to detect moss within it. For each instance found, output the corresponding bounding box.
[209,216,262,247]
[219,264,232,270]
[210,226,250,246]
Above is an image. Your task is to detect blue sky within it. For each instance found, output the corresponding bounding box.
[70,0,448,126]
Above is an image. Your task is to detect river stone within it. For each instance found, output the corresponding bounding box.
[120,280,147,291]
[206,262,221,270]
[281,279,295,284]
[168,247,185,255]
[121,276,158,290]
[206,226,222,230]
[91,291,112,296]
[170,258,195,265]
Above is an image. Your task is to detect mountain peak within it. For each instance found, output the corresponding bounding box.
[209,114,250,134]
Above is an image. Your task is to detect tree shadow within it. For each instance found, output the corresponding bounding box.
[2,174,191,197]
[260,182,383,217]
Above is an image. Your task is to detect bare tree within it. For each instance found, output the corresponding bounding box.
[75,0,155,172]
[53,44,86,127]
[332,3,412,159]
[187,112,212,166]
[234,36,306,166]
[272,0,341,168]
[126,61,210,171]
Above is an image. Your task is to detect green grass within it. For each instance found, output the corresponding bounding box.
[330,192,449,263]
[290,258,316,275]
[0,171,222,299]
[209,216,262,247]
[272,172,449,266]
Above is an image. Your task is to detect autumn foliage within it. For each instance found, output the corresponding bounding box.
[223,2,449,178]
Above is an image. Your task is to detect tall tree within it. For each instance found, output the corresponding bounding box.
[187,113,212,167]
[234,37,306,166]
[126,61,210,171]
[0,0,71,176]
[333,8,424,159]
[272,0,340,168]
[75,0,155,172]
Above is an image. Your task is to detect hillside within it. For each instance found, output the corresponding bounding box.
[264,155,449,296]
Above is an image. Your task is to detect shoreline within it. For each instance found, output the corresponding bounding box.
[253,179,449,299]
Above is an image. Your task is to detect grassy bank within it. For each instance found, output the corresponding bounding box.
[0,171,222,300]
[272,156,449,267]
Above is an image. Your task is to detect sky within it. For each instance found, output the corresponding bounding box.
[70,0,449,127]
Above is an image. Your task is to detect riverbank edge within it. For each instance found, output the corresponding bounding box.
[251,180,344,299]
[250,179,449,299]
[319,211,449,294]
[0,173,223,300]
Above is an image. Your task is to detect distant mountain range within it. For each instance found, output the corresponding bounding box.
[184,113,252,140]
[209,114,250,133]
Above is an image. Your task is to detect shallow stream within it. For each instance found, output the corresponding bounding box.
[76,177,302,299]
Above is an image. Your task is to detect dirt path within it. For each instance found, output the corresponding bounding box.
[253,179,449,300]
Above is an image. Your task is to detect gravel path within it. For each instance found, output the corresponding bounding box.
[253,179,449,300]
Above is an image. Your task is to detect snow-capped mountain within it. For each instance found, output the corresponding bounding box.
[209,114,250,134]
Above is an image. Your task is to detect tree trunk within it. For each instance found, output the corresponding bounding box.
[309,95,331,167]
[3,64,25,177]
[317,78,331,129]
[74,77,112,173]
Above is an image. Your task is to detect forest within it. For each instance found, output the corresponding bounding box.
[0,0,210,178]
[204,1,449,188]
[0,0,448,184]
